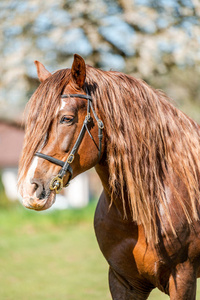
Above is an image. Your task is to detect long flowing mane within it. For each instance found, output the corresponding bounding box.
[86,66,200,243]
[19,65,200,243]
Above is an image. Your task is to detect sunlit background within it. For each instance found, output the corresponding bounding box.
[0,0,200,299]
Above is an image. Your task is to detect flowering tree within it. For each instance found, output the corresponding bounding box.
[1,0,200,120]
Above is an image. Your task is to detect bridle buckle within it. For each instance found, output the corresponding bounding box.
[50,175,63,194]
[98,120,104,129]
[86,113,91,122]
[67,154,74,164]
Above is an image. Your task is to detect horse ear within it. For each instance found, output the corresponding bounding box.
[34,61,51,82]
[71,54,86,88]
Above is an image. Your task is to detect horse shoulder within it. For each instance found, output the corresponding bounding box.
[94,191,156,288]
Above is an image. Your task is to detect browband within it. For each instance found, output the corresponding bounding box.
[61,94,93,101]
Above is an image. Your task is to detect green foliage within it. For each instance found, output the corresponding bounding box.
[0,200,96,231]
[0,172,14,208]
[1,0,200,121]
[150,67,200,123]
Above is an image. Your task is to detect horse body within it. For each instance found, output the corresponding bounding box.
[94,162,200,299]
[18,54,200,299]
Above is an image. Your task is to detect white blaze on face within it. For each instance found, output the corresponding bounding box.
[23,129,52,193]
[21,99,66,200]
[22,156,39,199]
[21,149,57,210]
[19,99,67,209]
[55,99,66,115]
[60,99,66,110]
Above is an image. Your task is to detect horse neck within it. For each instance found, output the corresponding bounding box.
[95,162,132,220]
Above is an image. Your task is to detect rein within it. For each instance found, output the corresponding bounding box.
[35,92,104,194]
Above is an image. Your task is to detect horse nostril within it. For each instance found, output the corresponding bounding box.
[30,178,46,200]
[39,188,46,200]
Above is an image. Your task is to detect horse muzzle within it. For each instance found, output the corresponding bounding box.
[20,177,57,211]
[22,191,56,210]
[22,191,56,211]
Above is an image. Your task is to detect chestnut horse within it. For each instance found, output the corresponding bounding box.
[18,54,200,299]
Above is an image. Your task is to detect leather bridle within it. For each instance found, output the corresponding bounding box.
[35,92,104,194]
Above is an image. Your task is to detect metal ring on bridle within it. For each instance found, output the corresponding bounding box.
[86,113,91,122]
[98,120,104,129]
[49,175,63,194]
[67,154,75,164]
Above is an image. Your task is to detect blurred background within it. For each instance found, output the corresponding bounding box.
[0,0,200,299]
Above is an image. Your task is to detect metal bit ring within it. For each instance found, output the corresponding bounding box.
[50,175,63,194]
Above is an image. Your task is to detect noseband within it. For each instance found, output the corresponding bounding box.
[35,92,104,194]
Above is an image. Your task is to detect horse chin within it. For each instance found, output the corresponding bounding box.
[22,191,56,211]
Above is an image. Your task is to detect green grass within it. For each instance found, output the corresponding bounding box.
[0,202,110,300]
[0,203,199,299]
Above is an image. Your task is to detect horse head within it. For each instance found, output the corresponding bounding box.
[18,54,104,210]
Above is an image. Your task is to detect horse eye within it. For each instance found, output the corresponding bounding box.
[60,116,74,124]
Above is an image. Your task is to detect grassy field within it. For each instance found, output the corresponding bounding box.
[0,202,200,299]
